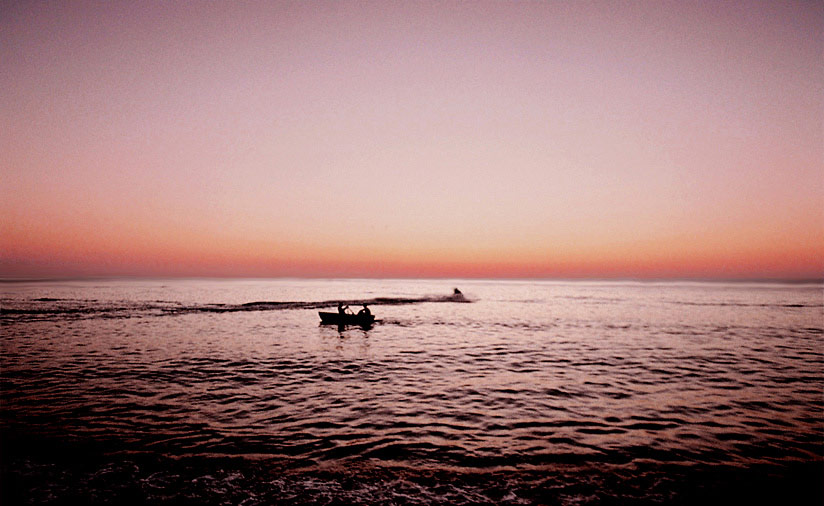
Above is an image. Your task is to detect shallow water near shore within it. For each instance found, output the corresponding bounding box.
[2,278,822,505]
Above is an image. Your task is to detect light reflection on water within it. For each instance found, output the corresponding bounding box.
[1,279,822,504]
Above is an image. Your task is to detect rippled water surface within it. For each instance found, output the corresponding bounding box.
[2,279,822,505]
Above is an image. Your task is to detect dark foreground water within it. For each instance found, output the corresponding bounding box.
[1,279,822,505]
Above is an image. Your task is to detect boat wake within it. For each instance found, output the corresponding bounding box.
[1,293,471,322]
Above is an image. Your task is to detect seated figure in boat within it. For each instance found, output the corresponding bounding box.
[357,304,371,317]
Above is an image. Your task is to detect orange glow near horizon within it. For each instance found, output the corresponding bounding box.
[1,1,822,280]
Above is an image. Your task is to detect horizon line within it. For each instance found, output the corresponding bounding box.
[1,275,822,285]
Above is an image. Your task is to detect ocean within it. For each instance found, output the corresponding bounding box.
[1,278,822,505]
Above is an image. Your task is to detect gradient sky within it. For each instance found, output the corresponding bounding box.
[2,1,822,279]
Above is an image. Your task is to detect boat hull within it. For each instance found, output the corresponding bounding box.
[319,312,375,326]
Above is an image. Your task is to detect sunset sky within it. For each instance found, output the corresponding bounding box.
[2,1,822,279]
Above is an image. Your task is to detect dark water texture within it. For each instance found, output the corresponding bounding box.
[1,279,822,505]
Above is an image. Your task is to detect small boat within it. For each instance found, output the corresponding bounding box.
[319,311,375,326]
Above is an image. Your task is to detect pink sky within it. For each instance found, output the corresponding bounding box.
[1,1,822,279]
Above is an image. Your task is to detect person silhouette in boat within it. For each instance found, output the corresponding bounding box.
[337,302,350,315]
[357,304,371,318]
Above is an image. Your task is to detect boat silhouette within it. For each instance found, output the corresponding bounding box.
[318,311,375,326]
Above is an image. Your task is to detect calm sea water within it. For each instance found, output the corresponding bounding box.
[1,279,822,505]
